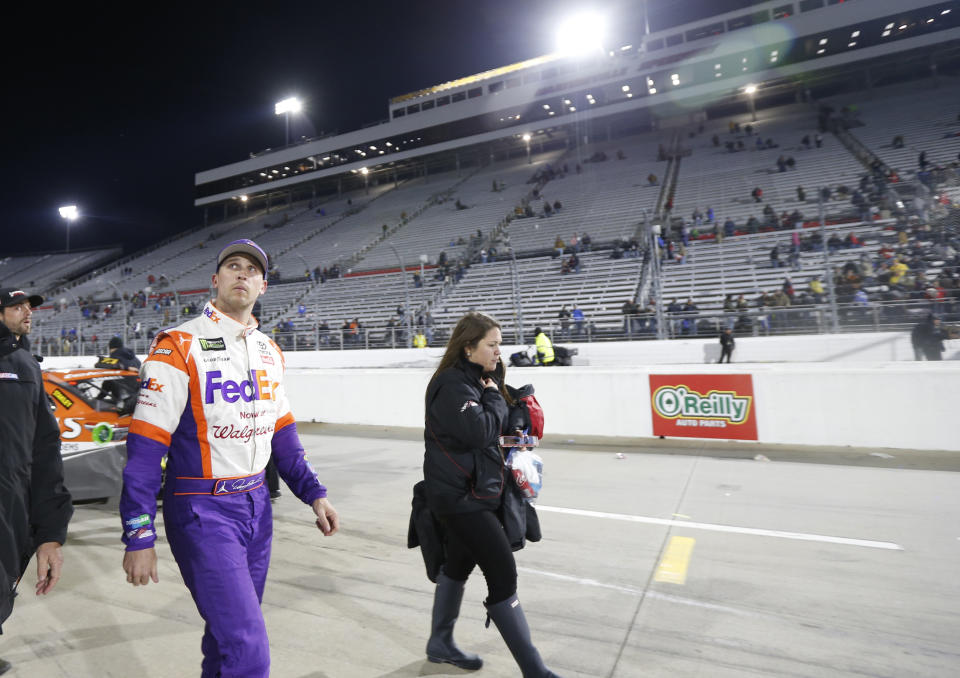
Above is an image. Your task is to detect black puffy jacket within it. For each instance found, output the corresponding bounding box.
[423,358,509,515]
[94,347,141,371]
[0,324,73,630]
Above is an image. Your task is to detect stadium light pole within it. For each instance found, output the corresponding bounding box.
[818,188,840,333]
[387,244,413,348]
[274,96,302,147]
[59,205,79,253]
[510,247,526,344]
[522,133,532,164]
[744,84,758,122]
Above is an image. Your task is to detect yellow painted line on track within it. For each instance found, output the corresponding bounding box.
[654,536,696,585]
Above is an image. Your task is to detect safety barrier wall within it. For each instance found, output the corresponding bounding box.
[45,332,958,451]
[283,362,960,452]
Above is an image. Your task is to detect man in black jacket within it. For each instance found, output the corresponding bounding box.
[94,336,141,370]
[718,327,736,363]
[0,287,73,671]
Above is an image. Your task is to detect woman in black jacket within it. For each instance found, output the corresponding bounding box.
[422,312,559,677]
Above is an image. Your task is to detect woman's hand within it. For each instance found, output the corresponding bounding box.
[481,377,497,390]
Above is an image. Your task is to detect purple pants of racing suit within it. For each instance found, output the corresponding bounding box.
[163,485,273,678]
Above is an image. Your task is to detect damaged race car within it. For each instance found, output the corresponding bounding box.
[43,367,140,502]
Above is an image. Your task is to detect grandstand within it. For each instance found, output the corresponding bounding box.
[10,0,960,356]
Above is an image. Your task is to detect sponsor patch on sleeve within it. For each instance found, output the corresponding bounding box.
[0,372,19,380]
[124,514,151,528]
[153,347,172,356]
[460,400,479,413]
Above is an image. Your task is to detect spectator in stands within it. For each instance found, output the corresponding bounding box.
[889,258,908,286]
[789,242,801,271]
[808,276,825,303]
[647,173,658,186]
[553,200,562,212]
[801,135,811,149]
[571,305,585,338]
[815,133,823,148]
[569,233,579,253]
[797,186,806,203]
[752,187,763,203]
[892,135,905,149]
[553,236,565,258]
[557,305,571,340]
[682,298,699,336]
[543,201,553,217]
[777,155,787,173]
[724,217,736,238]
[782,277,795,300]
[580,232,592,252]
[770,245,781,268]
[718,328,735,363]
[827,234,844,254]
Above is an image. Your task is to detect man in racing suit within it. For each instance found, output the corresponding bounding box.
[120,239,339,678]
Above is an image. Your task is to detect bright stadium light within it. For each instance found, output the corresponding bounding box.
[522,134,532,164]
[59,205,79,253]
[744,84,758,121]
[556,11,606,57]
[274,96,303,146]
[274,97,302,115]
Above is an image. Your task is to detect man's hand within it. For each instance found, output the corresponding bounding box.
[123,548,159,586]
[312,497,339,536]
[35,542,64,595]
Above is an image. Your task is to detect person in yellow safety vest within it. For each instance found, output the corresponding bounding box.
[413,331,427,348]
[533,327,554,365]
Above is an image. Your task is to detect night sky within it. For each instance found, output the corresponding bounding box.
[1,0,750,257]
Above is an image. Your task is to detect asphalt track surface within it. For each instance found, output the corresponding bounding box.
[4,424,959,677]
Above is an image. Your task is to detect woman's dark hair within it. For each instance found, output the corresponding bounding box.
[428,312,513,405]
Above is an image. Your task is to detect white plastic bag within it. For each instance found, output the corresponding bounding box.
[505,447,543,499]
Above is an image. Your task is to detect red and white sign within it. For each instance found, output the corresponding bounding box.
[649,374,758,441]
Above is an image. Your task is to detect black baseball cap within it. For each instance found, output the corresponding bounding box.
[0,287,43,309]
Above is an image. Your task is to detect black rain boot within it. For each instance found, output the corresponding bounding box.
[426,572,483,670]
[485,595,561,677]
[0,658,11,675]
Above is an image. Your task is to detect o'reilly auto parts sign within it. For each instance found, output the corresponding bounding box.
[649,374,758,441]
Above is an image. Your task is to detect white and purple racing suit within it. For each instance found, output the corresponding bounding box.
[120,301,326,678]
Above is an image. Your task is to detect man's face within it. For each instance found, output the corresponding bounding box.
[212,254,266,310]
[0,300,33,338]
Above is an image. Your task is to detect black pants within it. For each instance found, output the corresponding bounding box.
[719,347,734,363]
[439,510,517,605]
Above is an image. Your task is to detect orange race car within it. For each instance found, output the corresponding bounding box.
[43,367,141,502]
